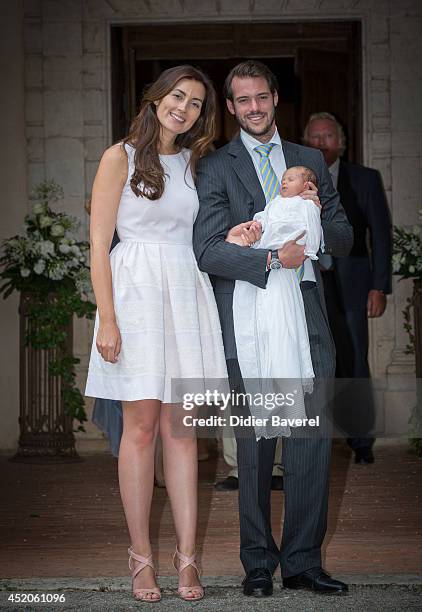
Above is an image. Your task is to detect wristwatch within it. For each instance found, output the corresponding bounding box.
[269,250,282,271]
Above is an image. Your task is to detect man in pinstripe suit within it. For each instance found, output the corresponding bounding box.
[193,61,353,597]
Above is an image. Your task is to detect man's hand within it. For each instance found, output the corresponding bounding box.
[277,231,307,268]
[367,289,387,318]
[299,181,321,210]
[226,220,262,247]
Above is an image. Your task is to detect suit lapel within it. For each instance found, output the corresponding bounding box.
[228,137,266,216]
[337,161,355,220]
[282,139,300,169]
[337,161,348,198]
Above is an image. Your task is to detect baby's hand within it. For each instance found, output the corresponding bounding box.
[226,220,262,247]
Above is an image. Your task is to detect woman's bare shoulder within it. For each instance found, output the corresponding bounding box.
[97,143,128,183]
[101,142,128,163]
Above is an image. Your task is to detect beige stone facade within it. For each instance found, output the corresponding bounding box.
[0,0,421,450]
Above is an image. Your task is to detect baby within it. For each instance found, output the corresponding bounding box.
[226,166,323,440]
[228,166,322,255]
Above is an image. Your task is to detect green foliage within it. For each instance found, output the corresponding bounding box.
[392,219,422,282]
[402,296,416,355]
[0,180,95,429]
[393,217,422,353]
[409,404,422,458]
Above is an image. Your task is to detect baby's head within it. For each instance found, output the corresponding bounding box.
[280,166,317,197]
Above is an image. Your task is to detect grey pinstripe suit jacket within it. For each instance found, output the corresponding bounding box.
[193,135,353,359]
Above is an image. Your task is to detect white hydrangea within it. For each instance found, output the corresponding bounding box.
[70,245,81,256]
[33,202,46,215]
[59,243,71,254]
[39,240,55,257]
[34,259,46,275]
[20,268,31,277]
[48,265,65,281]
[50,224,65,237]
[39,215,53,228]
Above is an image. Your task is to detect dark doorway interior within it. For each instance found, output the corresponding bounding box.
[111,21,361,161]
[133,57,296,148]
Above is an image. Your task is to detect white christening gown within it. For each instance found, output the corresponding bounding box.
[233,195,323,438]
[85,144,227,403]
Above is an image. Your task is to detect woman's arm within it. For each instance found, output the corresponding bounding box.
[90,143,128,363]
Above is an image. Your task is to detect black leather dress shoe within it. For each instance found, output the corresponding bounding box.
[283,568,348,594]
[271,475,284,490]
[243,568,273,597]
[214,476,238,491]
[354,447,374,464]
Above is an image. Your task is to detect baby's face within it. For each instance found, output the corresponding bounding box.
[280,168,307,197]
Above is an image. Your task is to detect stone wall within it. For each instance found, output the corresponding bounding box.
[0,1,27,453]
[1,0,420,450]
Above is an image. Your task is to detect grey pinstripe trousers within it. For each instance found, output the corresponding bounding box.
[228,282,336,578]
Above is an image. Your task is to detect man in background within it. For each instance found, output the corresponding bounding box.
[303,112,392,463]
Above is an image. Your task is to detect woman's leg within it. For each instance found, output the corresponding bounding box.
[119,399,161,599]
[160,404,202,597]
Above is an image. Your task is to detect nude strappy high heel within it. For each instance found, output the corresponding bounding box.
[172,547,204,601]
[128,546,161,603]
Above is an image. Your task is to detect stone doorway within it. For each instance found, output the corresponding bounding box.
[111,21,362,160]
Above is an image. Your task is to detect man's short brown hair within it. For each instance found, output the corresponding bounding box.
[223,60,279,101]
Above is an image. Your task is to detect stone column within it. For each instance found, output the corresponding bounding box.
[0,0,27,451]
[383,0,422,434]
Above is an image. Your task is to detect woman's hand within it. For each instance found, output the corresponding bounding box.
[226,220,262,247]
[96,320,122,363]
[299,181,321,210]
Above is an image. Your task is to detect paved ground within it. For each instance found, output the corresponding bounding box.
[0,439,421,610]
[1,440,421,579]
[1,577,421,611]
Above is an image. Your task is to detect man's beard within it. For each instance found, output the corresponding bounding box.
[236,107,276,138]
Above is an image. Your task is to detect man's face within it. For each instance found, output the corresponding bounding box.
[306,119,342,166]
[226,76,278,141]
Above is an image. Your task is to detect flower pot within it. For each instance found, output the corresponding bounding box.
[10,292,82,463]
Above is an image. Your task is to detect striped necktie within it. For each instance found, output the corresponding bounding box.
[254,143,304,282]
[254,143,280,203]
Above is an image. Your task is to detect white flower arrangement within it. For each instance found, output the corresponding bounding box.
[0,180,91,295]
[0,180,95,429]
[392,211,422,281]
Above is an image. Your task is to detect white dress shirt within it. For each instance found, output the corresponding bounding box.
[240,128,316,282]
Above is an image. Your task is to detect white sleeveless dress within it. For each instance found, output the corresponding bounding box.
[85,144,227,403]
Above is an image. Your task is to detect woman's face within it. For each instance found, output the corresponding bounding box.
[155,78,206,140]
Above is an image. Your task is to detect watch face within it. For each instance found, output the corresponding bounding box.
[270,260,282,270]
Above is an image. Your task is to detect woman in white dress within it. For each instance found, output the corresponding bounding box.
[85,66,232,602]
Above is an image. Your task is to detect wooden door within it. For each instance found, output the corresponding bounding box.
[297,48,361,161]
[111,22,362,160]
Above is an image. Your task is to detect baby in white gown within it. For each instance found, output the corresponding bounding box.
[228,166,323,439]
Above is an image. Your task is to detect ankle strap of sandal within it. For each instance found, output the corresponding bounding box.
[128,547,155,579]
[173,547,201,577]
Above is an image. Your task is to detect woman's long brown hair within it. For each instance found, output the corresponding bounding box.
[123,65,217,200]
